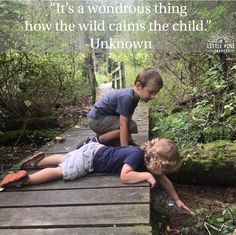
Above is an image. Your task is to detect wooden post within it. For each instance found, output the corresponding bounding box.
[85,46,97,104]
[88,65,96,104]
[116,69,120,89]
[111,73,115,89]
[120,62,125,88]
[116,77,120,89]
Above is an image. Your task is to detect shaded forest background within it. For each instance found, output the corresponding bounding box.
[0,1,235,234]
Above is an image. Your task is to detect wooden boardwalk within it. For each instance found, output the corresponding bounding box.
[0,83,152,234]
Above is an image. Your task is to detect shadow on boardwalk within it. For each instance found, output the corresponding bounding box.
[0,83,152,234]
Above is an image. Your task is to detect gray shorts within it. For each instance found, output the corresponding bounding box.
[88,116,138,135]
[59,142,103,181]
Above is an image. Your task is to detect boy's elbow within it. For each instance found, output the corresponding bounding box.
[120,174,129,184]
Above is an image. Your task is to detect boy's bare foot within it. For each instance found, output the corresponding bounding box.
[20,151,45,169]
[0,170,29,188]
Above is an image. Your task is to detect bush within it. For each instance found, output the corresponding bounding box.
[0,50,91,119]
[181,207,236,235]
[0,129,61,146]
[150,110,200,147]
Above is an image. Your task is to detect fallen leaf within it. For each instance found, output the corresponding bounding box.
[54,136,65,143]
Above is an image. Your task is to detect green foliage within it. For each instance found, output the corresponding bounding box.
[123,64,142,87]
[109,51,151,87]
[96,73,109,85]
[0,0,94,145]
[0,1,27,52]
[0,129,62,146]
[150,53,236,146]
[4,117,59,131]
[110,51,151,68]
[0,50,90,119]
[150,110,200,147]
[189,98,234,142]
[182,207,236,235]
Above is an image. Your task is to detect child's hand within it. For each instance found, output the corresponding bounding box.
[175,199,191,213]
[146,173,156,188]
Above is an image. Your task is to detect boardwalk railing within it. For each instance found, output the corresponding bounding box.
[110,62,126,89]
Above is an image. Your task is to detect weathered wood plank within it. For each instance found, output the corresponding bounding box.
[4,174,148,191]
[0,187,149,207]
[136,125,149,132]
[61,130,94,137]
[40,127,94,154]
[0,226,152,235]
[43,133,94,153]
[43,140,82,154]
[133,134,149,145]
[0,204,150,228]
[0,91,151,234]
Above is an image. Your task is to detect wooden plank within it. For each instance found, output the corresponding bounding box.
[44,143,77,154]
[61,130,94,137]
[4,174,148,191]
[0,226,152,235]
[0,204,150,228]
[43,137,88,153]
[136,125,149,132]
[68,127,92,132]
[133,133,149,140]
[44,144,77,154]
[134,111,149,118]
[133,134,149,145]
[0,187,149,207]
[43,131,95,154]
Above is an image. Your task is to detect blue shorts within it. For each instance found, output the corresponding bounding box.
[59,142,103,180]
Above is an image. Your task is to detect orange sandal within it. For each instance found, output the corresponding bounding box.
[20,151,45,169]
[0,170,29,188]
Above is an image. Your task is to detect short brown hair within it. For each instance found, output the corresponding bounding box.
[134,68,163,88]
[141,138,181,173]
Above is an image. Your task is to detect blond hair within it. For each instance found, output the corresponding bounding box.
[141,138,181,173]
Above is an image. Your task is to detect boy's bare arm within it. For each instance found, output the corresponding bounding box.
[158,175,191,212]
[158,175,180,202]
[119,115,129,146]
[120,164,156,188]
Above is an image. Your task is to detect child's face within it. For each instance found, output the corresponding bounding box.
[135,79,161,102]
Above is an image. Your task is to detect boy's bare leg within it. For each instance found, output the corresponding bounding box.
[37,154,64,167]
[98,130,120,143]
[24,167,63,185]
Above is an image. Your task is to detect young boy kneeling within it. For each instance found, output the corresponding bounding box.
[87,67,163,146]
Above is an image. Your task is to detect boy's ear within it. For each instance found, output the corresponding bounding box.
[135,81,143,89]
